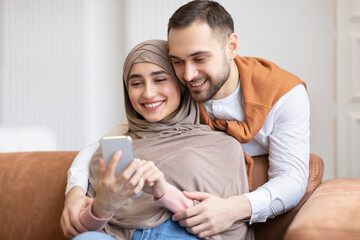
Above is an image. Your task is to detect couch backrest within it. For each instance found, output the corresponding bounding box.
[0,151,77,240]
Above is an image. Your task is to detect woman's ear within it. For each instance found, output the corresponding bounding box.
[226,33,238,60]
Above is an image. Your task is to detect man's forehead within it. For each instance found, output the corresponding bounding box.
[168,24,218,57]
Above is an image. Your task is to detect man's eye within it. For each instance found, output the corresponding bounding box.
[195,57,205,62]
[172,60,183,65]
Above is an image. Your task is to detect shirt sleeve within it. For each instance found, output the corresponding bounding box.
[65,142,99,195]
[79,203,113,231]
[156,184,195,213]
[244,85,310,224]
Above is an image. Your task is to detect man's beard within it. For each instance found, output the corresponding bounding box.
[190,59,231,102]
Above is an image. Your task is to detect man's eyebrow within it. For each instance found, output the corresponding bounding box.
[189,51,210,57]
[169,51,210,59]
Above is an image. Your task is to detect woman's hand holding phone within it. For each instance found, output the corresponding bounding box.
[92,151,169,218]
[92,151,144,218]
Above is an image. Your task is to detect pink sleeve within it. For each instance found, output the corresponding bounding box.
[79,203,112,231]
[156,184,194,213]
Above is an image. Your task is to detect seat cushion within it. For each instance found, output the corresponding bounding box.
[284,178,360,240]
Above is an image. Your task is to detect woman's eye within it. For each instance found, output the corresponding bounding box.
[155,78,167,83]
[130,81,142,87]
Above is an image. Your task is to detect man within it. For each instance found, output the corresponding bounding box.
[61,1,309,239]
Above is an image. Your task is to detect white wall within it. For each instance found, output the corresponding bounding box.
[0,0,85,151]
[0,0,344,179]
[0,0,126,151]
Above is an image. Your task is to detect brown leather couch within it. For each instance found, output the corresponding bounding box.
[0,151,359,240]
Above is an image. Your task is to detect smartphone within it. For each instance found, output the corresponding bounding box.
[100,135,142,197]
[100,135,135,178]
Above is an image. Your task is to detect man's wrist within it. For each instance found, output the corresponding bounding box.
[228,195,252,222]
[67,186,86,198]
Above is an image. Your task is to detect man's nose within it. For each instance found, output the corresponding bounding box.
[183,63,198,82]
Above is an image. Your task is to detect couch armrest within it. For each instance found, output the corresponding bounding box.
[284,178,360,240]
[254,153,324,240]
[0,151,78,240]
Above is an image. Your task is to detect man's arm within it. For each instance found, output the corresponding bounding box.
[60,186,93,239]
[243,84,310,223]
[173,85,310,237]
[66,142,99,195]
[60,142,98,239]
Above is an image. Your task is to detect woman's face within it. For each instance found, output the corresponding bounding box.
[128,62,182,122]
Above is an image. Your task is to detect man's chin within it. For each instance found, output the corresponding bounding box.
[190,91,211,102]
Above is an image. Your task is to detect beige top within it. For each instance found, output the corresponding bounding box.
[87,40,250,240]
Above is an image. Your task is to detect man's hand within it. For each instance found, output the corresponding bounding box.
[60,186,93,239]
[172,191,252,238]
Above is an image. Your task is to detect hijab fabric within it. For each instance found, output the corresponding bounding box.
[87,40,250,240]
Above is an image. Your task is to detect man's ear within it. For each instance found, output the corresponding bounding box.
[227,33,238,60]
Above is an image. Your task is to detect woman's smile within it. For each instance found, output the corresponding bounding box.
[142,100,165,110]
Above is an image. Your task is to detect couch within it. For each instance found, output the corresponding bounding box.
[0,151,359,240]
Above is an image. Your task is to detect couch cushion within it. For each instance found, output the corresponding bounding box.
[284,178,360,240]
[0,151,77,240]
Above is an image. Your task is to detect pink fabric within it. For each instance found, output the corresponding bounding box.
[156,184,194,213]
[79,203,112,231]
[79,184,193,232]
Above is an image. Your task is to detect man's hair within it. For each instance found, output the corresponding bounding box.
[168,0,234,43]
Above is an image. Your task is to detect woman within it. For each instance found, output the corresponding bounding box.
[74,40,251,240]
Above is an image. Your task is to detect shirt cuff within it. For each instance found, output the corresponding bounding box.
[156,184,194,213]
[79,203,112,231]
[243,188,271,224]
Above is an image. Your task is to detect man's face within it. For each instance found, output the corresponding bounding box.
[168,21,231,102]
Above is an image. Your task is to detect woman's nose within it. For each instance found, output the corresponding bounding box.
[143,83,156,99]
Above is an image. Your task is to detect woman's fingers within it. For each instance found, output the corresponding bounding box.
[114,158,141,187]
[125,177,145,197]
[145,170,164,186]
[106,150,122,177]
[117,160,154,192]
[97,158,106,178]
[108,159,161,196]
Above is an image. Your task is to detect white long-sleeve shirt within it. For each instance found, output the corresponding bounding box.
[202,83,310,224]
[66,83,309,224]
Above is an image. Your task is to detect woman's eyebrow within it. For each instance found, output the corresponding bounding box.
[129,74,142,79]
[129,71,167,79]
[151,70,167,76]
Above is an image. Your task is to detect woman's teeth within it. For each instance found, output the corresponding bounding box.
[144,101,162,108]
